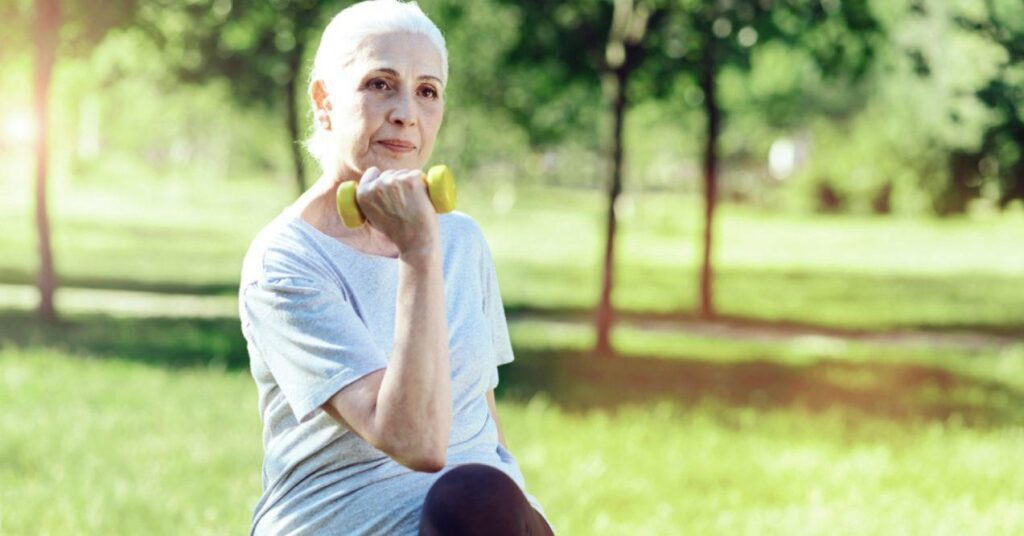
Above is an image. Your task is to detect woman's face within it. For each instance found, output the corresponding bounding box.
[313,31,445,177]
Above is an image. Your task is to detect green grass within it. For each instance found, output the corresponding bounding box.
[2,345,1022,535]
[1,307,1022,534]
[506,396,1024,535]
[2,168,1023,533]
[0,347,261,535]
[2,171,1023,330]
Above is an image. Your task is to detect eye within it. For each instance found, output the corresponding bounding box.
[367,78,392,91]
[418,85,439,99]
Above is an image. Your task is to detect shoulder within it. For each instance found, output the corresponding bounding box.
[440,210,490,260]
[241,212,332,288]
[441,210,484,239]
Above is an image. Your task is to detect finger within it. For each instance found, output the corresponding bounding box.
[360,166,382,185]
[399,169,423,189]
[357,167,383,195]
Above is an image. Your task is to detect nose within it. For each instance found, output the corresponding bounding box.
[388,90,416,127]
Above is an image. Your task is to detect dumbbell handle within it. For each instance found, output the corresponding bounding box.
[336,165,457,229]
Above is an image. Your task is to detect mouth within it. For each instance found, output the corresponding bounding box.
[376,139,416,153]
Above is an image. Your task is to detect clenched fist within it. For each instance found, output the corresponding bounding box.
[354,166,440,255]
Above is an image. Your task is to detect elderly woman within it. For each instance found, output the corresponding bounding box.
[238,1,555,534]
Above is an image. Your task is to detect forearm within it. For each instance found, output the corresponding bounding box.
[375,246,452,468]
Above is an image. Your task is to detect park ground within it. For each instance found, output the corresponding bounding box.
[1,173,1022,535]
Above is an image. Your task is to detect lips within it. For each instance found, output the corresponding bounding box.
[376,139,416,153]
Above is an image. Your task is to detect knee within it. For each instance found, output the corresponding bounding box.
[424,463,521,511]
[420,463,527,533]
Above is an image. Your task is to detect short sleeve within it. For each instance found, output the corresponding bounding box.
[243,270,389,423]
[480,231,514,390]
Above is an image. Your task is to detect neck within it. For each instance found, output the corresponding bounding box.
[300,171,390,247]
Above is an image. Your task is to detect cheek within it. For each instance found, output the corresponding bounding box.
[346,105,390,164]
[421,107,444,141]
[343,98,381,138]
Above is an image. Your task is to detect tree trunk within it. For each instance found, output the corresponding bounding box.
[594,67,628,356]
[285,45,307,196]
[998,169,1024,209]
[936,150,980,216]
[698,39,719,319]
[34,0,60,324]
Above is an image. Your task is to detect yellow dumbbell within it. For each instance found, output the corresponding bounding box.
[336,165,457,229]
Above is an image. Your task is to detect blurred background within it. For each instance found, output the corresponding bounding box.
[1,0,1023,534]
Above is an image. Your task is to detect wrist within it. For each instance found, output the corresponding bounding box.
[399,243,441,266]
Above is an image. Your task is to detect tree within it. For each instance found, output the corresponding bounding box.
[952,0,1024,210]
[5,0,140,323]
[641,0,880,318]
[498,0,879,353]
[594,0,665,355]
[497,0,669,355]
[34,0,60,323]
[138,0,352,196]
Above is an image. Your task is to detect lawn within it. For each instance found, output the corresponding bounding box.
[2,342,1022,535]
[2,169,1022,534]
[2,169,1023,331]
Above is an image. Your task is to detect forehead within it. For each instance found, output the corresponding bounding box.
[346,31,444,83]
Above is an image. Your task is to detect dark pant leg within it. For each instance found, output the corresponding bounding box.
[418,463,555,536]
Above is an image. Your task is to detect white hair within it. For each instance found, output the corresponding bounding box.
[304,0,448,176]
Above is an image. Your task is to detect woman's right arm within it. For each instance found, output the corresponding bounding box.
[321,169,452,473]
[322,246,451,472]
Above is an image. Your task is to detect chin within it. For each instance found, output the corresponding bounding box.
[341,148,428,175]
[373,156,426,172]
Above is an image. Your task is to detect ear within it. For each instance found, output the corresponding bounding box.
[310,79,331,111]
[309,79,333,130]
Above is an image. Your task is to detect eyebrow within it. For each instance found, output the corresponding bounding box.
[372,68,443,85]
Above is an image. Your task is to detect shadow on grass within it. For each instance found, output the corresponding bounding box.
[0,310,250,370]
[500,349,1024,427]
[505,266,1024,337]
[2,308,1021,427]
[506,306,1024,340]
[0,268,238,296]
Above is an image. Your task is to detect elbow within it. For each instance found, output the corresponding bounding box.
[406,453,447,473]
[392,444,447,473]
[374,428,449,473]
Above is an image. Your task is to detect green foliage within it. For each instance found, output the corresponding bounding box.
[36,28,293,185]
[634,0,881,98]
[4,0,1024,214]
[734,0,1003,215]
[490,0,614,147]
[952,0,1024,207]
[487,0,884,211]
[136,0,341,108]
[0,0,140,59]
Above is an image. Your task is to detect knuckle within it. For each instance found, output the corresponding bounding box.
[358,182,378,198]
[362,167,381,181]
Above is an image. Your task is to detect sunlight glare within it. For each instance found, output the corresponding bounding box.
[2,110,36,145]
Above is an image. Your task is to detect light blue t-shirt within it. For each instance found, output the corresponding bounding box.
[238,206,553,535]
